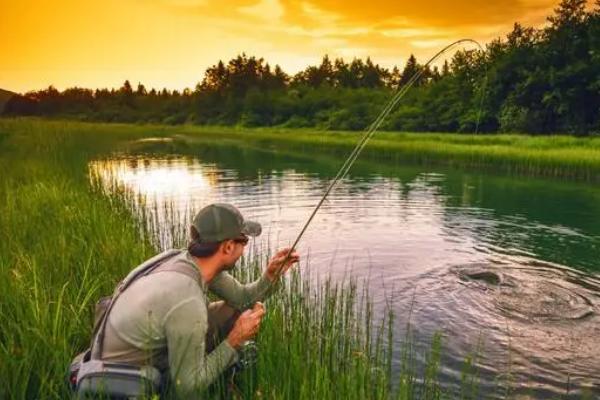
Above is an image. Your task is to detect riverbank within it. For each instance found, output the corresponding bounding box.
[0,121,443,398]
[174,125,600,182]
[7,118,600,182]
[1,118,596,399]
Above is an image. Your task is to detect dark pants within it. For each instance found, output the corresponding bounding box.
[206,301,240,352]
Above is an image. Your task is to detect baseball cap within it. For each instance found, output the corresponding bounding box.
[192,203,262,243]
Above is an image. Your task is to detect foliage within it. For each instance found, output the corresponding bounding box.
[2,119,598,398]
[3,1,599,135]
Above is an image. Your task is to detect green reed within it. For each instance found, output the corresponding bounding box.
[3,118,593,399]
[0,119,450,399]
[173,126,600,182]
[113,182,408,400]
[0,119,157,398]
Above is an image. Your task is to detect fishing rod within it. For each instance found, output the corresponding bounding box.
[272,39,486,280]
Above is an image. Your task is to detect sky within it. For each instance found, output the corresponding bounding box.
[0,0,563,93]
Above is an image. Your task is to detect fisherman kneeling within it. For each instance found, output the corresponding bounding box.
[72,203,299,398]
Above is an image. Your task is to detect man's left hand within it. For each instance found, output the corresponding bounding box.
[266,248,300,282]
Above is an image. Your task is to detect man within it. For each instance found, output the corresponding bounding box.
[99,203,299,397]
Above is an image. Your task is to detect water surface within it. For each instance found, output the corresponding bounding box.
[90,140,600,398]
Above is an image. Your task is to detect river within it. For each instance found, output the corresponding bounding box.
[90,138,600,398]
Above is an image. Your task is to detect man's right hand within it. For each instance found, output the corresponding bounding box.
[226,303,265,349]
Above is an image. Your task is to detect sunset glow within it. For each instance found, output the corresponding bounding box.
[0,0,561,93]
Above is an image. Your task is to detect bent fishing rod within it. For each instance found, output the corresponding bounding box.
[272,39,486,280]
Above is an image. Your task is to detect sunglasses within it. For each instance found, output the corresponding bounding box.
[232,235,249,245]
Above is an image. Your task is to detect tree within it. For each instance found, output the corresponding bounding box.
[199,60,228,93]
[293,55,335,87]
[3,2,599,135]
[333,58,354,88]
[547,0,587,30]
[136,83,147,96]
[388,66,402,89]
[398,55,421,87]
[362,57,388,88]
[118,80,134,107]
[441,60,450,76]
[120,80,133,95]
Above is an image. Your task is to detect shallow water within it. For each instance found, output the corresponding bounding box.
[90,141,600,398]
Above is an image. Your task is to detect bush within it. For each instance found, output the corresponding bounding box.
[162,113,187,125]
[499,103,529,133]
[282,115,312,128]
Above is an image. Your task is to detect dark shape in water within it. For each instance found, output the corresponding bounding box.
[457,263,515,287]
[459,268,501,285]
[496,278,595,322]
[455,262,596,322]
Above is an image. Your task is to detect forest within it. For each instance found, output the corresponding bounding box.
[3,0,599,135]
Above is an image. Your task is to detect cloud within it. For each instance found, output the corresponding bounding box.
[239,0,285,20]
[1,0,565,91]
[161,0,559,62]
[282,0,557,29]
[162,0,208,5]
[381,27,456,39]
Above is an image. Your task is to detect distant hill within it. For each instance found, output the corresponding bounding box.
[0,89,16,114]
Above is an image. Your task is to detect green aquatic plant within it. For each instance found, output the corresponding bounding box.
[177,126,600,182]
[3,118,591,399]
[0,119,470,399]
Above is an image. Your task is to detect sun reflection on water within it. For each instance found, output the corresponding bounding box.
[89,157,219,199]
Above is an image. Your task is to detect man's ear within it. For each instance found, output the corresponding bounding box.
[220,240,234,255]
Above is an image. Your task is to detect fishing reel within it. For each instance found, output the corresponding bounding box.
[237,340,259,369]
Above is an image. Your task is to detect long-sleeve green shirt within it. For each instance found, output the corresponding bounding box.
[101,250,273,397]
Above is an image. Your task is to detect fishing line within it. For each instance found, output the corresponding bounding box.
[274,39,486,278]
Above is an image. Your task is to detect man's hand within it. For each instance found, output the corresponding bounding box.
[266,248,300,282]
[227,302,265,349]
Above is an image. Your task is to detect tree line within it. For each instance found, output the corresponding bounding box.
[3,0,599,135]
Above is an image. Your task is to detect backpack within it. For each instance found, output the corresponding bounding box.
[68,249,200,398]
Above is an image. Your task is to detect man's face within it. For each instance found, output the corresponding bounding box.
[221,236,248,271]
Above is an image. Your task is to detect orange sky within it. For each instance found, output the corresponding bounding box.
[0,0,562,93]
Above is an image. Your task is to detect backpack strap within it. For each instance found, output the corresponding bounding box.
[90,249,182,360]
[149,258,200,282]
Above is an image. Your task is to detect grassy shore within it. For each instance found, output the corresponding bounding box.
[6,118,600,182]
[0,119,157,399]
[173,125,600,182]
[1,118,596,399]
[0,121,448,399]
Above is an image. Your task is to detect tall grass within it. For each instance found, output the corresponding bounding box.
[7,118,600,182]
[174,126,600,182]
[0,120,446,399]
[89,129,447,400]
[0,119,158,398]
[1,118,594,399]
